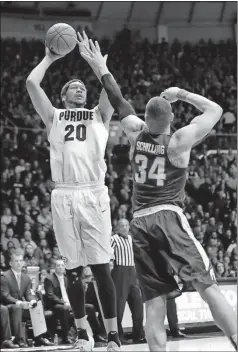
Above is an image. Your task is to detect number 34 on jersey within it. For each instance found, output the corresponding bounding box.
[134,154,166,186]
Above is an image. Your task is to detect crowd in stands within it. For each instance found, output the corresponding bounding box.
[0,30,237,346]
[1,30,237,133]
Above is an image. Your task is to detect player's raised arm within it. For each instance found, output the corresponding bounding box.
[161,87,223,153]
[78,38,145,141]
[26,47,64,133]
[76,32,114,127]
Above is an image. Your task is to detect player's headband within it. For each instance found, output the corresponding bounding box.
[61,79,86,99]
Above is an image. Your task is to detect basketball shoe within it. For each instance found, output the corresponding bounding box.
[74,335,94,351]
[107,341,121,351]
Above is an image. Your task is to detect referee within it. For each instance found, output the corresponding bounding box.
[111,219,145,343]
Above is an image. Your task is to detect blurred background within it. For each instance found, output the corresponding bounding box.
[0,1,237,347]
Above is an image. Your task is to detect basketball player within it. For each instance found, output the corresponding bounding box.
[79,39,237,351]
[26,36,121,351]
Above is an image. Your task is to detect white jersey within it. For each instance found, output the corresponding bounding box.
[48,107,109,184]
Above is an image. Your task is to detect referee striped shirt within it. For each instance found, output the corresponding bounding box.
[111,234,134,266]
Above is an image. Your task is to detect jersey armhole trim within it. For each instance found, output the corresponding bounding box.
[129,130,143,161]
[94,105,110,132]
[47,107,56,142]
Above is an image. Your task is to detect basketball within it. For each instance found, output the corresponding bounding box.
[45,23,77,56]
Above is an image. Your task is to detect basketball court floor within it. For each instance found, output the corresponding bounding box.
[1,333,234,352]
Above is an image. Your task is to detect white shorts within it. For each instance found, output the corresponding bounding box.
[51,183,113,270]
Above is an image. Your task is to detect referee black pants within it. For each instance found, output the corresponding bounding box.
[111,265,144,340]
[167,298,179,333]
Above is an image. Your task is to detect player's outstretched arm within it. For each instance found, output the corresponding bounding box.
[26,47,64,133]
[161,87,223,153]
[79,39,145,140]
[76,32,114,126]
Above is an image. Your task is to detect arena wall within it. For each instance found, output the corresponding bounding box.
[1,0,236,42]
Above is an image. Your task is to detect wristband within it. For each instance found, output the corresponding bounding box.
[99,67,110,78]
[177,89,189,101]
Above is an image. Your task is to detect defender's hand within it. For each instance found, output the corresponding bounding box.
[80,40,107,69]
[78,38,109,79]
[77,30,90,55]
[160,87,180,103]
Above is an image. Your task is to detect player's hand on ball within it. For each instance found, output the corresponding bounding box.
[160,87,180,103]
[45,46,65,62]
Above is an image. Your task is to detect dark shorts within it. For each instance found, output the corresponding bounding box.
[130,206,216,302]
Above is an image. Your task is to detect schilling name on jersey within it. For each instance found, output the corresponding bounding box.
[59,110,94,122]
[136,141,165,155]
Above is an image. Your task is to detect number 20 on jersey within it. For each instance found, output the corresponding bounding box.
[64,124,86,142]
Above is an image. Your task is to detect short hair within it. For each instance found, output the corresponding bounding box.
[61,79,86,99]
[55,258,65,265]
[145,97,172,124]
[10,250,23,260]
[25,243,33,249]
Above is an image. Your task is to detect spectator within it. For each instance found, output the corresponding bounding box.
[1,207,12,226]
[205,217,217,237]
[226,238,237,256]
[36,268,48,298]
[34,244,45,264]
[19,238,27,255]
[223,255,231,273]
[23,230,37,250]
[223,229,235,251]
[44,259,73,345]
[222,110,236,133]
[1,223,7,238]
[217,249,224,262]
[24,243,40,267]
[229,258,237,277]
[11,215,21,237]
[2,132,15,151]
[0,252,53,347]
[37,207,53,230]
[0,304,19,349]
[0,253,7,272]
[1,227,20,251]
[40,239,52,256]
[52,246,61,260]
[1,172,11,203]
[112,135,130,172]
[15,159,26,174]
[215,261,228,278]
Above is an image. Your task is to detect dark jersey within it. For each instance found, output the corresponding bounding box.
[131,129,187,211]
